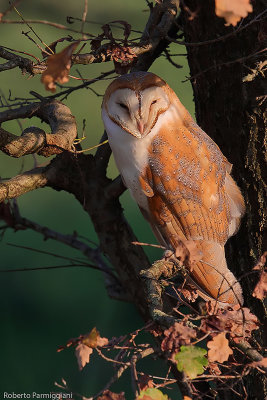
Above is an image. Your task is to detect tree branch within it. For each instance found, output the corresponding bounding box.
[0,166,48,201]
[0,45,45,74]
[131,0,180,72]
[0,100,77,157]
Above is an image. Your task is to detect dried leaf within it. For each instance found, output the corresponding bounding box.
[253,270,267,300]
[98,390,125,400]
[82,327,109,348]
[180,283,198,303]
[252,253,267,300]
[215,0,253,26]
[161,322,196,359]
[41,41,80,92]
[137,388,168,400]
[139,374,154,390]
[41,36,72,58]
[208,362,222,375]
[175,345,208,379]
[91,33,105,51]
[75,343,93,371]
[102,23,115,42]
[207,332,233,363]
[253,252,267,271]
[105,44,137,74]
[201,305,259,342]
[110,20,131,43]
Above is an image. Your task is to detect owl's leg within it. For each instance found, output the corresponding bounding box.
[140,258,188,327]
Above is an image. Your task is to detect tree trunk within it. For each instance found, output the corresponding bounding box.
[181,1,266,398]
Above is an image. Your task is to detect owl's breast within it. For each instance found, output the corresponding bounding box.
[102,108,160,210]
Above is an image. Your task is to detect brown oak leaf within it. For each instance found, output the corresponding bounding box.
[215,0,253,26]
[139,374,154,390]
[180,283,199,303]
[41,41,80,92]
[75,343,93,371]
[208,362,222,376]
[161,322,196,359]
[207,332,233,363]
[252,252,267,300]
[201,305,259,342]
[110,20,131,44]
[106,44,137,74]
[82,326,109,348]
[97,390,125,400]
[41,37,73,58]
[253,270,267,300]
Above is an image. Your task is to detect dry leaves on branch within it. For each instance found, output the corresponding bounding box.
[202,304,259,342]
[252,252,267,300]
[75,343,93,371]
[97,390,125,400]
[74,327,109,370]
[161,322,196,359]
[41,37,73,58]
[253,270,267,300]
[90,20,136,74]
[207,332,233,363]
[215,0,253,26]
[58,327,108,371]
[139,374,154,391]
[41,41,80,92]
[82,326,109,348]
[208,362,222,376]
[107,45,137,74]
[180,283,199,303]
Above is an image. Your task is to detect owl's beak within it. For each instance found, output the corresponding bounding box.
[136,120,144,134]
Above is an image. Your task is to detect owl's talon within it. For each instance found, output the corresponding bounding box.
[164,249,175,260]
[150,309,177,327]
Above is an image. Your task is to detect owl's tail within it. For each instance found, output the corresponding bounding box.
[188,240,243,306]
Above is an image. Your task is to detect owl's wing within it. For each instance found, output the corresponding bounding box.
[139,123,244,304]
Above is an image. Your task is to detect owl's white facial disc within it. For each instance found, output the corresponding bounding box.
[104,86,170,138]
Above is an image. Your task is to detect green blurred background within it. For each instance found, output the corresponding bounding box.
[0,0,193,398]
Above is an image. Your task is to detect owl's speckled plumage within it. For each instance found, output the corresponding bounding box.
[102,72,245,305]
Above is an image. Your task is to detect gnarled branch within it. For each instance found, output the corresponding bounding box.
[0,100,77,157]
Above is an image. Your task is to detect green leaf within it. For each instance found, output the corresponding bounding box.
[175,345,208,379]
[137,388,168,400]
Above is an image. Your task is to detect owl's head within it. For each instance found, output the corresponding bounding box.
[102,72,171,138]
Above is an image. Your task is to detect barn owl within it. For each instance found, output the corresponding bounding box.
[102,71,245,305]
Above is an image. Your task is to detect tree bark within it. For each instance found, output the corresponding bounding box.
[181,1,266,398]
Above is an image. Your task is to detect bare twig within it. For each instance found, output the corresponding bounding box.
[0,0,22,20]
[168,9,267,47]
[0,19,96,36]
[80,0,88,39]
[183,48,267,82]
[95,347,154,398]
